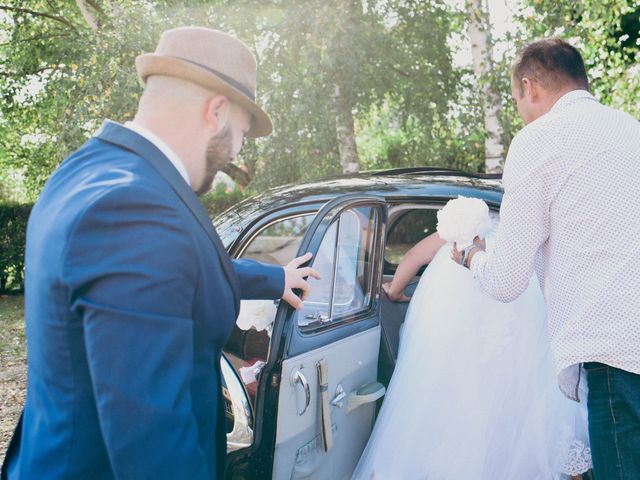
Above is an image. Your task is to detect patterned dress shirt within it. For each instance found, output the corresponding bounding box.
[471,90,640,399]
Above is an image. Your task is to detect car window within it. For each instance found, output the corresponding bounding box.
[224,213,314,409]
[385,208,438,264]
[297,206,378,333]
[242,214,313,265]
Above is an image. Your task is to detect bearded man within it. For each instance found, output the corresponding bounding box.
[2,27,318,480]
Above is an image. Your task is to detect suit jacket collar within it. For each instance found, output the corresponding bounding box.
[94,120,241,313]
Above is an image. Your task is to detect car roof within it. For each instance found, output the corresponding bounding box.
[215,168,503,246]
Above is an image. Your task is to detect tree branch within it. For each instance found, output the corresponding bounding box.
[0,66,57,78]
[0,5,78,31]
[85,0,108,20]
[75,0,99,31]
[391,65,411,77]
[0,32,70,47]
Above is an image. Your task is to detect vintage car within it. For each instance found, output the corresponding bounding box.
[216,167,502,479]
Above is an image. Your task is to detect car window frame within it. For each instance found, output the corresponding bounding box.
[225,201,324,258]
[281,195,386,360]
[383,202,447,272]
[296,206,380,335]
[234,211,318,260]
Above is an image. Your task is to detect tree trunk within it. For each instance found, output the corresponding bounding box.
[330,0,361,174]
[333,83,360,174]
[467,0,504,173]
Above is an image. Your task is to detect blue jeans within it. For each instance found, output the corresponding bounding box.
[584,363,640,480]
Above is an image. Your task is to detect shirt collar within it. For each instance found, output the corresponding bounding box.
[549,89,597,114]
[123,121,191,186]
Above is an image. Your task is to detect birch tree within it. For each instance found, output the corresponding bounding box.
[467,0,504,173]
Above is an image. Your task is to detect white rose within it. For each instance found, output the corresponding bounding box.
[436,196,493,249]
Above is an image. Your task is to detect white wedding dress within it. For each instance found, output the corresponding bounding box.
[353,235,591,479]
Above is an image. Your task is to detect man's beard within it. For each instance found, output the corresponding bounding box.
[196,122,234,196]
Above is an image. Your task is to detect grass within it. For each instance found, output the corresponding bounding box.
[0,295,26,465]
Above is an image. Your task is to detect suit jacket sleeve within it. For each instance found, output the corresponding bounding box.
[63,184,210,480]
[232,259,285,300]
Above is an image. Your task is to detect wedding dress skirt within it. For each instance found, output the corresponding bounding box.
[353,243,591,480]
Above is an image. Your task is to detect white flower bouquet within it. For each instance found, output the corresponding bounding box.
[436,196,493,249]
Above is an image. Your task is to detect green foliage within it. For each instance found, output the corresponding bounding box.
[199,182,246,219]
[1,0,473,199]
[356,95,487,173]
[1,0,162,200]
[1,0,638,203]
[0,203,32,293]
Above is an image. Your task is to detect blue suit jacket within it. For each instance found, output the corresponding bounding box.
[2,121,284,479]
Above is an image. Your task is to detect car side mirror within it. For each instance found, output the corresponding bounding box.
[221,355,254,452]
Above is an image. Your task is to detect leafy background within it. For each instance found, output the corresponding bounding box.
[1,0,637,203]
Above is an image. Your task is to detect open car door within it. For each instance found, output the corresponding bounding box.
[270,194,388,479]
[224,194,388,479]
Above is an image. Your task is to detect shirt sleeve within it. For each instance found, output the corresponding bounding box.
[471,128,556,303]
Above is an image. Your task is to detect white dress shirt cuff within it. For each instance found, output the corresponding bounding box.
[470,250,488,277]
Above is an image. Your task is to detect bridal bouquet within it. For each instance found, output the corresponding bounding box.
[436,196,493,249]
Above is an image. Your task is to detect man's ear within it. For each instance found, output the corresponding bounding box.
[204,95,229,134]
[522,77,538,103]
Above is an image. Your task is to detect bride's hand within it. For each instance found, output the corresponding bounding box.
[473,236,486,250]
[382,282,411,303]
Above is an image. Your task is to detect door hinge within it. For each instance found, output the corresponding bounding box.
[271,373,281,388]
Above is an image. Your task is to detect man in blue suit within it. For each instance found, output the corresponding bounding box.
[2,27,319,479]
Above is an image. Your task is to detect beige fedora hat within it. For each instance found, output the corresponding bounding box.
[136,27,272,138]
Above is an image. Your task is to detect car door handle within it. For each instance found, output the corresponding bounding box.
[291,369,310,416]
[346,381,386,414]
[330,384,346,408]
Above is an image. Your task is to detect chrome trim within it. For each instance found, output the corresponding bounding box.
[221,356,254,452]
[291,369,311,416]
[330,384,346,408]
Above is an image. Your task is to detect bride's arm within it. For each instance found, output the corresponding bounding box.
[383,232,446,302]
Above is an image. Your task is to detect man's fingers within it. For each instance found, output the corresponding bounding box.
[287,252,313,269]
[282,289,304,309]
[296,278,311,299]
[282,253,317,309]
[298,267,321,280]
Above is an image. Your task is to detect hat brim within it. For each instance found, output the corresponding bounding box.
[136,54,272,138]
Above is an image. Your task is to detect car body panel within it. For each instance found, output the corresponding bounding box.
[221,169,503,479]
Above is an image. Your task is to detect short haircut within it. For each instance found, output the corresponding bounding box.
[512,38,589,95]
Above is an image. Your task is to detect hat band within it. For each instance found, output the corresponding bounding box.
[170,56,255,101]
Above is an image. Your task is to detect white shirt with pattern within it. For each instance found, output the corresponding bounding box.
[470,90,640,399]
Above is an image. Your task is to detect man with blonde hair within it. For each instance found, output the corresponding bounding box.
[2,27,318,479]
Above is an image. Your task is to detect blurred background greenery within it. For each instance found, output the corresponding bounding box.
[0,0,640,244]
[0,0,638,203]
[2,0,638,293]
